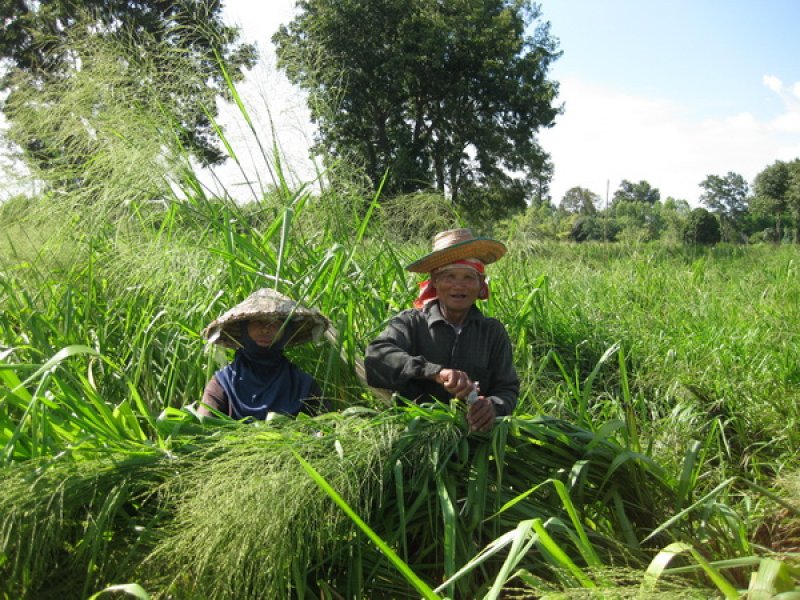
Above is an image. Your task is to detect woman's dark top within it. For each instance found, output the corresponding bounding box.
[200,324,325,419]
[201,375,324,418]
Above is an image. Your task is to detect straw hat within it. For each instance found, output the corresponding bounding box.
[202,288,329,349]
[405,228,507,273]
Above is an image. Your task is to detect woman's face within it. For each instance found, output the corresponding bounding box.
[246,319,284,347]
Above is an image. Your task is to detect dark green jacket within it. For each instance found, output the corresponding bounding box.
[365,301,519,416]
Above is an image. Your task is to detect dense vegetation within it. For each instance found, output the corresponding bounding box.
[273,0,560,211]
[2,153,799,597]
[1,8,798,599]
[1,0,257,169]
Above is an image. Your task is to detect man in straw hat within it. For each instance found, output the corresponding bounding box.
[198,288,330,420]
[365,228,519,431]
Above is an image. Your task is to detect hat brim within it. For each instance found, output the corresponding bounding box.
[405,238,507,273]
[202,288,329,349]
[202,310,329,349]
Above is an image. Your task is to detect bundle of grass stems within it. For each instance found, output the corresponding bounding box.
[1,401,710,599]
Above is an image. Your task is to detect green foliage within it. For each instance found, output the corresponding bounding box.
[660,197,692,243]
[3,33,188,216]
[613,199,665,242]
[374,191,463,244]
[561,186,599,215]
[699,172,750,243]
[567,215,608,242]
[752,159,800,243]
[683,207,721,245]
[272,0,561,217]
[0,0,257,167]
[0,401,737,599]
[612,179,661,206]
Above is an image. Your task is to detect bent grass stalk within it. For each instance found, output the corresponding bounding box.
[294,451,440,600]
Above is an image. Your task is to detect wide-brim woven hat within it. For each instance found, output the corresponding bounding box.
[202,288,329,349]
[405,228,507,273]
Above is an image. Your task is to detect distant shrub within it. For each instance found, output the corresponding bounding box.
[683,208,721,245]
[568,215,617,242]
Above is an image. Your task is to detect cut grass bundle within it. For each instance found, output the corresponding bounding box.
[0,404,719,599]
[0,448,170,599]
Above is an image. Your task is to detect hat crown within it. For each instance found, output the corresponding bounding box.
[431,228,477,252]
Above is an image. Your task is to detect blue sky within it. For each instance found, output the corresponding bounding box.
[543,1,797,121]
[535,0,800,204]
[213,0,800,207]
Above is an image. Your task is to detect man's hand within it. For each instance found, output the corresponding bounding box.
[435,368,474,399]
[467,396,496,432]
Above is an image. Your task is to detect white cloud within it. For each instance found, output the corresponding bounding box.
[769,112,800,134]
[763,74,800,112]
[763,74,783,93]
[539,77,798,206]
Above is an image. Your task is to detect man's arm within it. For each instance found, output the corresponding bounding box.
[364,312,443,390]
[483,322,520,417]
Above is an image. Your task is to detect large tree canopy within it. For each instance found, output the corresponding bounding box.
[612,179,660,206]
[0,0,257,167]
[273,0,561,215]
[699,171,749,242]
[560,186,598,215]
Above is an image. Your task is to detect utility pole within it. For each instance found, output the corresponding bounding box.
[603,179,609,243]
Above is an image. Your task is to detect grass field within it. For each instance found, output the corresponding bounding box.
[2,180,798,598]
[1,45,798,594]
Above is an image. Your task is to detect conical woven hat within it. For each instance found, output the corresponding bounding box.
[202,288,329,349]
[405,228,507,273]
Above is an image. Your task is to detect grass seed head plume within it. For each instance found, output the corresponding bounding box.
[145,413,406,598]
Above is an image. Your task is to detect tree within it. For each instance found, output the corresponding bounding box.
[751,160,800,243]
[612,179,660,206]
[568,215,608,242]
[0,1,257,168]
[609,180,662,241]
[752,161,789,242]
[683,207,721,246]
[788,160,800,243]
[560,186,598,215]
[661,197,691,242]
[273,0,561,217]
[698,172,749,243]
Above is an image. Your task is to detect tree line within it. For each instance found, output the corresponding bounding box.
[1,0,797,248]
[515,162,800,245]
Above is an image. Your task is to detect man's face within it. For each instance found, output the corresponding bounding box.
[432,267,482,313]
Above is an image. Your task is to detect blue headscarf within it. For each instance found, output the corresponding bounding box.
[214,321,314,419]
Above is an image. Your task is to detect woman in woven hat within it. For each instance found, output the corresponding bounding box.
[198,288,329,420]
[365,228,519,432]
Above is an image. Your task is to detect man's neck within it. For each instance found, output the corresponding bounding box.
[439,304,468,326]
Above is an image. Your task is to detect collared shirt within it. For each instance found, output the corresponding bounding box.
[364,301,519,416]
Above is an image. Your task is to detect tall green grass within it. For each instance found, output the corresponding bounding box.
[1,32,798,598]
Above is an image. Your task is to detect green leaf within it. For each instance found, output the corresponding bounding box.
[293,451,440,600]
